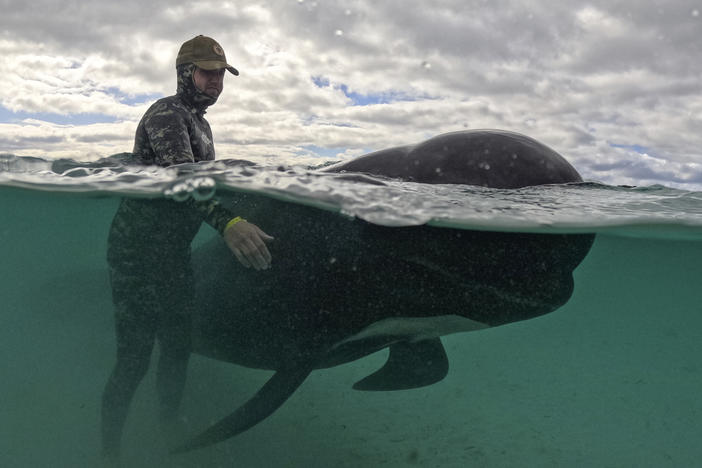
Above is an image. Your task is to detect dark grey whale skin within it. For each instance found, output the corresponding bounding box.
[325,129,583,187]
[178,129,595,452]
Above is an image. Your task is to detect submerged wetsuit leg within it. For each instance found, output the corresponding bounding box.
[155,306,192,424]
[101,263,194,459]
[101,299,158,459]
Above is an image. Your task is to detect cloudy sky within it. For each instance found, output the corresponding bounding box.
[1,0,701,189]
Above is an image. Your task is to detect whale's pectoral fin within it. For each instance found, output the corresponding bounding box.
[353,338,448,391]
[172,362,314,453]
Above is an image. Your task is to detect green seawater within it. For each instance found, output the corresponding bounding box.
[1,156,701,467]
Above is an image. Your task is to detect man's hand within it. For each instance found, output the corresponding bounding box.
[223,220,274,270]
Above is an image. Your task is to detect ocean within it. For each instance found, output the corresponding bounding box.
[1,153,701,467]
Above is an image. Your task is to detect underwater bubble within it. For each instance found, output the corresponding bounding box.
[191,177,217,201]
[164,177,216,202]
[165,182,191,202]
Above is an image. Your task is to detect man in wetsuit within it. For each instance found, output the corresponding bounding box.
[101,35,273,460]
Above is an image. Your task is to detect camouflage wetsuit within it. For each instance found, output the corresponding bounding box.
[102,63,235,457]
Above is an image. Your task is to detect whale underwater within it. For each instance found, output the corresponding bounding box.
[176,129,595,452]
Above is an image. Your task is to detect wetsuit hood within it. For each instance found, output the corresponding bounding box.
[176,63,218,113]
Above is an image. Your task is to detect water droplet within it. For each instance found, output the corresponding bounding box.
[334,29,344,36]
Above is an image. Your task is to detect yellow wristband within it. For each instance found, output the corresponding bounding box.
[224,216,244,232]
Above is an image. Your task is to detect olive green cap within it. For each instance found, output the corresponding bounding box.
[176,35,239,76]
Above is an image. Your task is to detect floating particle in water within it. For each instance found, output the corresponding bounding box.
[421,61,432,69]
[344,8,352,15]
[693,9,700,17]
[334,29,344,36]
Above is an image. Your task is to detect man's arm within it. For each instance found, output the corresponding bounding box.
[142,103,197,166]
[142,103,273,269]
[196,200,274,270]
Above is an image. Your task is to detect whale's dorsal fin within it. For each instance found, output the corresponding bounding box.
[353,338,449,391]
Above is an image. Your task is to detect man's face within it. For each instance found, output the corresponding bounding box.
[193,67,225,98]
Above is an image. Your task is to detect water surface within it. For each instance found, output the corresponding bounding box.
[1,154,700,467]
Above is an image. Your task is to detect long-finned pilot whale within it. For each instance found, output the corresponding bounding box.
[175,129,595,452]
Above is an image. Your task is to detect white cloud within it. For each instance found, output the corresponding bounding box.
[0,119,134,159]
[0,0,701,189]
[576,6,628,35]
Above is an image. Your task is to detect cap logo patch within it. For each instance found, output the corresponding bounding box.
[213,44,224,56]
